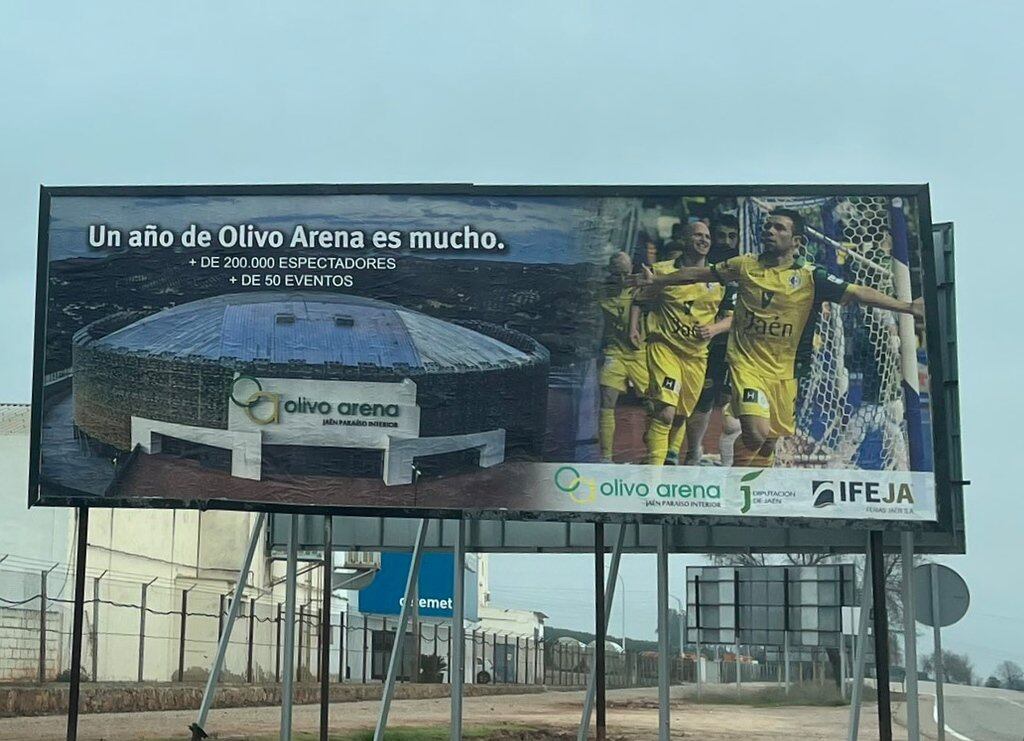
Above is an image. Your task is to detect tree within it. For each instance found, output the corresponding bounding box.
[995,660,1024,691]
[923,650,975,686]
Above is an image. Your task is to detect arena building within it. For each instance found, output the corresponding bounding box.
[71,293,549,486]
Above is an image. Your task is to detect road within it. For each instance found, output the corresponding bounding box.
[918,681,1024,740]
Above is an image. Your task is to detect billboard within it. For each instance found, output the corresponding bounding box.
[30,185,955,526]
[685,565,856,649]
[357,551,479,620]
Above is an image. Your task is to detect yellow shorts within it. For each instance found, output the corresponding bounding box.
[729,364,798,436]
[645,341,707,417]
[599,350,649,394]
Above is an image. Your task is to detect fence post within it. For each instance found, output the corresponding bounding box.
[38,569,48,683]
[338,611,346,683]
[178,587,193,682]
[315,607,322,683]
[247,597,256,683]
[275,602,282,684]
[298,604,305,680]
[91,570,106,682]
[139,577,157,683]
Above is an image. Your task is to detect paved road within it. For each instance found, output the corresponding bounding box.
[918,681,1024,740]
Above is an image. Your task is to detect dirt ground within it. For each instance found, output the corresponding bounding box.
[0,685,911,740]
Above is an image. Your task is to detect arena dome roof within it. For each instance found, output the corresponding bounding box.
[92,292,534,370]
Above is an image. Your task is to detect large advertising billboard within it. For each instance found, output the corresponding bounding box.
[30,185,951,525]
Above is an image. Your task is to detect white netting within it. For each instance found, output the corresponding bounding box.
[739,196,915,471]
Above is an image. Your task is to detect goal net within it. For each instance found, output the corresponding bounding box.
[738,195,924,471]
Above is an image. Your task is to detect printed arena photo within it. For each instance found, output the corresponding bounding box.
[31,187,939,522]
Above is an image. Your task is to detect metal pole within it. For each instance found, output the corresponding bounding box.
[596,523,608,740]
[451,519,466,741]
[901,531,920,740]
[342,605,350,683]
[695,574,703,701]
[139,577,156,683]
[931,564,946,741]
[320,516,333,741]
[91,570,105,683]
[280,514,299,741]
[783,568,790,694]
[66,507,89,741]
[579,524,625,741]
[656,523,671,741]
[178,587,191,682]
[374,519,430,741]
[870,531,893,741]
[39,569,48,683]
[848,535,873,741]
[298,604,305,682]
[275,602,282,684]
[190,512,266,740]
[247,598,256,683]
[734,570,741,693]
[839,631,847,700]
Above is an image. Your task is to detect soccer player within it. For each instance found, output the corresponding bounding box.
[631,221,732,465]
[635,208,923,467]
[686,214,742,465]
[597,251,649,462]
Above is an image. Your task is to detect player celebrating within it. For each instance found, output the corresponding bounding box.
[635,208,923,467]
[631,222,732,465]
[597,251,649,462]
[686,214,742,465]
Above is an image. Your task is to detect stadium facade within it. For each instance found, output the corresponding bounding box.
[71,293,549,486]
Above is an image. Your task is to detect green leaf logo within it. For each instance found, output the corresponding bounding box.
[739,470,763,514]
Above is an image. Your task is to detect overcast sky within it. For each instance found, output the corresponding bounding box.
[1,1,1019,677]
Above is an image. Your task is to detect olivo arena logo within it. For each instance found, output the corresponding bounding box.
[229,376,402,427]
[553,466,722,506]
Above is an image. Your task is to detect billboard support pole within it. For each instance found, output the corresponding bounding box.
[931,564,946,741]
[694,574,703,701]
[189,512,266,741]
[901,531,920,740]
[870,531,894,741]
[579,523,625,741]
[734,570,741,694]
[280,515,299,741]
[450,519,466,741]
[656,523,671,741]
[374,519,430,741]
[848,535,873,741]
[593,523,606,741]
[319,516,333,741]
[783,568,790,694]
[66,507,88,741]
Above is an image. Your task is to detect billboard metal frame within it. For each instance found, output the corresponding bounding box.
[29,184,965,552]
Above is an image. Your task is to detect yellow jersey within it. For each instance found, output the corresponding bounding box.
[644,259,728,358]
[599,281,643,355]
[710,253,849,379]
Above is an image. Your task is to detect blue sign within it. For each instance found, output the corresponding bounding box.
[358,552,477,619]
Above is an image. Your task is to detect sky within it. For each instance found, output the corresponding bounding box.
[1,0,1020,678]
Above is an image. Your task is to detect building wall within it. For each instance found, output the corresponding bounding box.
[2,403,328,683]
